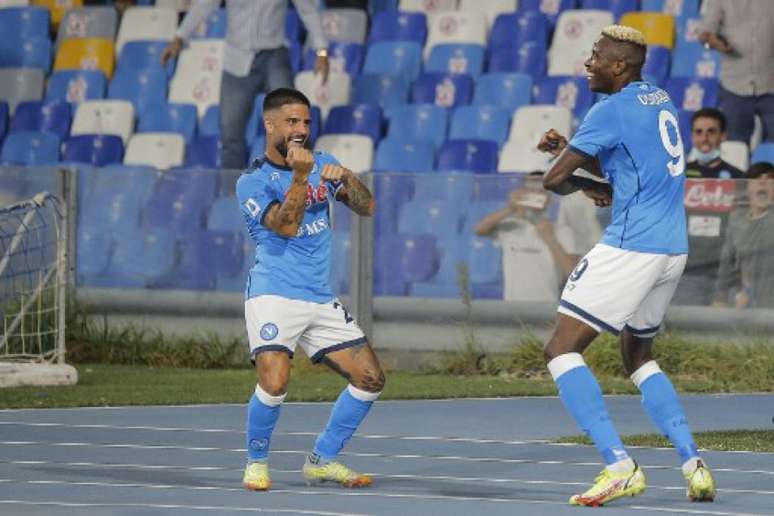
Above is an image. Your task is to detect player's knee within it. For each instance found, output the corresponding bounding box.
[257,369,290,396]
[353,367,385,393]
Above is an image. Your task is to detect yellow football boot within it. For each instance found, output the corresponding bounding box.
[570,463,646,507]
[302,458,373,488]
[684,459,716,502]
[242,461,271,491]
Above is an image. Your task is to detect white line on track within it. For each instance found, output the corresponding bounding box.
[0,500,365,515]
[630,506,764,516]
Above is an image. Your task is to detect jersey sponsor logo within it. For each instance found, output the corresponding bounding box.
[260,323,279,341]
[684,179,735,213]
[296,216,329,237]
[282,183,330,209]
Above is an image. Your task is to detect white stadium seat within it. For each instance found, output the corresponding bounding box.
[548,10,614,76]
[501,105,572,172]
[399,0,458,14]
[70,99,135,144]
[155,0,190,12]
[294,71,351,121]
[314,134,374,174]
[425,11,487,57]
[0,68,44,114]
[0,0,30,6]
[123,132,185,170]
[168,40,225,117]
[458,0,517,29]
[115,6,178,54]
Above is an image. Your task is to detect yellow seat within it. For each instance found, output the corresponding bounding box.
[33,0,84,27]
[54,37,115,78]
[620,12,675,48]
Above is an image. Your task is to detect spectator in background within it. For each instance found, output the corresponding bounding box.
[162,0,330,170]
[698,0,774,144]
[685,108,744,179]
[713,162,774,308]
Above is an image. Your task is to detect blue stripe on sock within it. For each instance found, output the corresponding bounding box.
[313,388,373,461]
[246,393,280,461]
[640,372,699,463]
[555,365,629,465]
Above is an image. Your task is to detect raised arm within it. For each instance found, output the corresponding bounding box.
[322,165,375,217]
[263,148,314,237]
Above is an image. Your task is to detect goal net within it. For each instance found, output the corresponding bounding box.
[0,192,77,387]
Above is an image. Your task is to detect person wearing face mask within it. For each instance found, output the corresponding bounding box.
[713,162,774,308]
[685,108,744,179]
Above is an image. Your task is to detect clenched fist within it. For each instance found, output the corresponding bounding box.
[537,129,568,157]
[287,147,314,178]
[321,164,353,183]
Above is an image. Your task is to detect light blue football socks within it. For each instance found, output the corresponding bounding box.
[246,384,286,462]
[312,384,381,461]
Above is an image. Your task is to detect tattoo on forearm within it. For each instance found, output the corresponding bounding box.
[276,179,307,229]
[342,176,373,216]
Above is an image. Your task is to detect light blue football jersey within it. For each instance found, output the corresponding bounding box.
[236,152,343,302]
[569,81,689,255]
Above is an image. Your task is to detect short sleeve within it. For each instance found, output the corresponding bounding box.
[236,172,280,227]
[568,99,620,159]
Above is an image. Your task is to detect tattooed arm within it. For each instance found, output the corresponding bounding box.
[322,164,375,216]
[263,147,313,237]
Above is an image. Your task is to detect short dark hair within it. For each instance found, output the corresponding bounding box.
[263,88,311,112]
[747,161,774,178]
[691,108,727,133]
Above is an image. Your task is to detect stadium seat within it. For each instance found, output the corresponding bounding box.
[248,135,266,166]
[374,232,439,296]
[143,182,209,235]
[437,139,499,174]
[580,0,639,21]
[323,104,383,143]
[676,109,692,152]
[670,43,720,79]
[487,41,547,76]
[619,12,676,48]
[427,43,486,77]
[470,174,525,202]
[489,11,549,56]
[676,16,702,47]
[548,10,614,76]
[641,0,699,22]
[321,8,368,44]
[32,0,83,27]
[362,41,422,81]
[425,11,487,58]
[168,40,225,118]
[10,100,71,139]
[414,171,474,206]
[124,132,185,170]
[0,130,59,165]
[502,105,572,171]
[76,225,112,284]
[642,45,670,86]
[184,135,221,169]
[45,69,106,103]
[0,101,7,143]
[411,73,474,108]
[117,40,176,78]
[53,37,115,78]
[329,229,350,294]
[374,138,434,172]
[71,99,135,144]
[294,71,351,120]
[459,0,517,29]
[115,6,177,55]
[752,143,774,164]
[368,10,427,46]
[372,173,415,236]
[449,105,511,148]
[207,195,242,233]
[665,78,718,112]
[399,0,456,13]
[99,228,175,288]
[61,134,123,166]
[387,104,448,148]
[473,73,532,111]
[80,189,146,235]
[154,230,241,290]
[0,36,51,72]
[719,141,749,172]
[199,105,219,136]
[352,73,410,110]
[498,140,549,172]
[303,42,363,76]
[108,68,167,114]
[91,164,156,201]
[314,134,374,174]
[469,236,503,295]
[56,6,117,48]
[398,199,464,243]
[533,76,595,121]
[155,0,189,12]
[0,0,31,6]
[137,102,197,143]
[0,68,44,114]
[0,6,49,39]
[188,7,226,39]
[410,240,466,298]
[518,0,576,27]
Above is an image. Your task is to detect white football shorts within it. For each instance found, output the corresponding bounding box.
[558,243,687,337]
[245,295,367,363]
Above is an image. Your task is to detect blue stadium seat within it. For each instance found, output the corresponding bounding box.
[190,8,226,39]
[330,229,350,294]
[374,233,439,296]
[11,100,72,140]
[643,45,670,86]
[665,78,718,112]
[1,131,60,165]
[362,41,422,82]
[154,230,242,290]
[248,136,266,165]
[437,139,499,174]
[676,109,693,153]
[449,105,511,148]
[469,235,503,286]
[415,171,474,208]
[580,0,639,21]
[155,168,219,205]
[517,0,575,29]
[387,104,448,148]
[410,240,466,298]
[46,70,107,103]
[76,225,112,285]
[369,10,427,46]
[427,44,486,78]
[61,134,124,166]
[0,37,52,73]
[533,76,594,120]
[641,0,698,22]
[137,102,198,143]
[473,73,532,111]
[108,68,167,114]
[98,228,176,288]
[208,196,242,232]
[752,143,774,164]
[0,101,7,145]
[244,93,266,147]
[411,73,474,108]
[0,6,50,40]
[184,135,221,169]
[372,173,415,237]
[143,186,208,235]
[397,200,464,243]
[352,73,410,110]
[670,43,720,79]
[200,105,220,136]
[117,40,176,78]
[323,104,383,143]
[80,190,146,234]
[489,11,549,55]
[487,42,547,76]
[471,175,525,203]
[303,42,364,76]
[374,138,434,172]
[91,165,157,202]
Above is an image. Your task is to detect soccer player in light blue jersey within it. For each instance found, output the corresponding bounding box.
[236,88,384,490]
[536,26,716,506]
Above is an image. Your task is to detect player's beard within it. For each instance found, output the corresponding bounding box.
[274,136,310,158]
